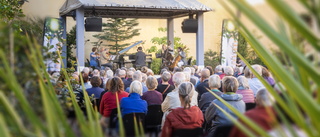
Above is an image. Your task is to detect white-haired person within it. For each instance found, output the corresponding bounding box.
[199,74,222,114]
[161,82,204,137]
[205,76,245,136]
[236,76,255,103]
[229,88,277,137]
[119,69,130,90]
[248,64,265,96]
[82,67,90,75]
[156,71,174,100]
[184,67,197,85]
[224,66,234,76]
[214,65,225,79]
[142,76,163,105]
[125,71,148,93]
[146,69,154,76]
[120,80,148,116]
[125,70,134,89]
[161,72,198,127]
[190,67,199,85]
[195,68,210,100]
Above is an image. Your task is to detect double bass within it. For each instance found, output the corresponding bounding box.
[168,46,186,70]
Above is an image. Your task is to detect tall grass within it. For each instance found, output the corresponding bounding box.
[212,0,320,136]
[0,24,104,136]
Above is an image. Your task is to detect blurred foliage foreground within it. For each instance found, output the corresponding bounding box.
[0,22,103,137]
[215,0,320,137]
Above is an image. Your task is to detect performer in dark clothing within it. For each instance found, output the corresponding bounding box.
[135,47,146,69]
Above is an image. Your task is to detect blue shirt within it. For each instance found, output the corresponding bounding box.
[86,87,104,99]
[120,93,148,116]
[90,52,98,67]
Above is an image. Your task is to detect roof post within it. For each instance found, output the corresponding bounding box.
[196,12,204,67]
[60,15,67,68]
[76,7,85,69]
[167,18,174,49]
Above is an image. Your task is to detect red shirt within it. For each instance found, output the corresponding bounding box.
[229,106,277,137]
[99,91,129,117]
[162,106,204,137]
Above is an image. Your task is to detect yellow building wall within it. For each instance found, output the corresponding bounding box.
[22,0,306,62]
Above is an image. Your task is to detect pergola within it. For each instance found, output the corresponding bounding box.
[59,0,212,68]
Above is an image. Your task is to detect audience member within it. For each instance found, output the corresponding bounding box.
[248,65,265,96]
[193,65,201,78]
[236,76,255,103]
[199,74,222,114]
[243,66,251,78]
[224,66,234,76]
[195,68,210,100]
[141,73,147,85]
[161,72,198,127]
[126,70,134,88]
[206,66,214,75]
[190,67,199,85]
[120,81,147,116]
[262,67,275,87]
[100,77,129,127]
[146,69,154,76]
[101,70,108,89]
[86,76,104,99]
[82,67,90,75]
[215,65,225,79]
[205,76,245,136]
[142,76,163,105]
[161,82,204,137]
[157,68,168,85]
[229,88,276,137]
[125,71,148,93]
[119,69,130,90]
[156,71,174,100]
[81,73,92,90]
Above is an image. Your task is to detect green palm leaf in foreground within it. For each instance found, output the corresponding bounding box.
[216,0,320,137]
[218,0,320,136]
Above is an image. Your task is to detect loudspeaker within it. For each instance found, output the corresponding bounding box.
[85,17,102,32]
[181,19,198,33]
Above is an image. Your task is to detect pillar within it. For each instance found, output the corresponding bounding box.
[76,8,85,70]
[196,12,204,67]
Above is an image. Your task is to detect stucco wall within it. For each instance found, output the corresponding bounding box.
[22,0,306,63]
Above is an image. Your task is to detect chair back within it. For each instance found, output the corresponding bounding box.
[211,124,233,137]
[109,108,118,129]
[123,113,146,137]
[245,103,256,111]
[172,128,203,137]
[145,105,163,126]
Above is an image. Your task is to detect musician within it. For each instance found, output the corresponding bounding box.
[177,47,187,67]
[135,47,146,69]
[99,47,113,69]
[90,47,99,68]
[161,44,174,68]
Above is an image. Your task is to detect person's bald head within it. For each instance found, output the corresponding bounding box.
[201,68,210,79]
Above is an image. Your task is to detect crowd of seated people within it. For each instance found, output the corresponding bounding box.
[49,63,309,137]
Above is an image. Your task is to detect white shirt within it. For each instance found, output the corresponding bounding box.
[248,78,265,97]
